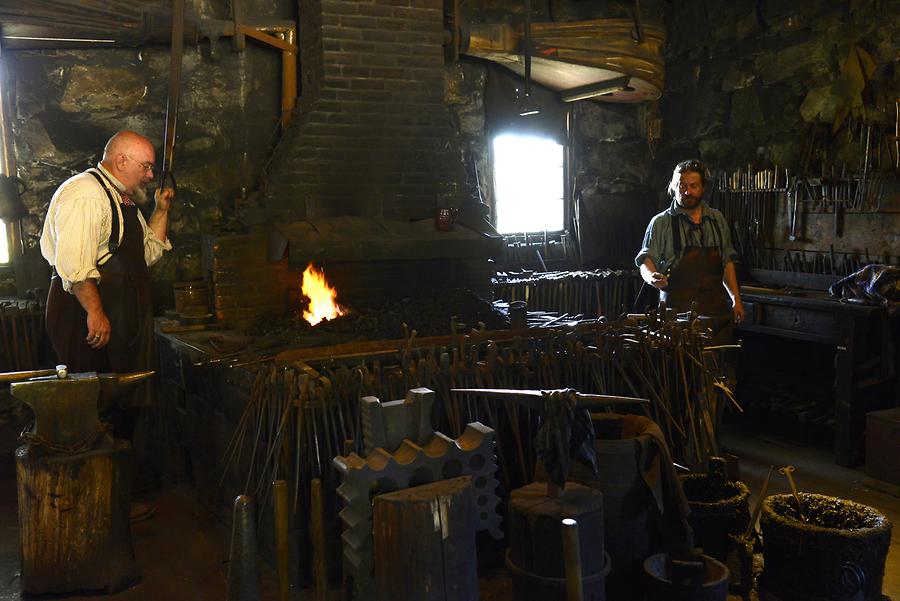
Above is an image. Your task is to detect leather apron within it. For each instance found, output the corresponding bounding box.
[659,244,733,345]
[45,203,155,404]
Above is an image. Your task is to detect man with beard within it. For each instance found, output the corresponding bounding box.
[41,131,173,452]
[635,159,744,342]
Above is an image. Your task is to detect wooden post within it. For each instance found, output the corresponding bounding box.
[310,478,328,601]
[373,477,477,601]
[561,518,583,601]
[273,480,290,601]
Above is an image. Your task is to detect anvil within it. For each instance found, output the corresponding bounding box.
[10,370,154,451]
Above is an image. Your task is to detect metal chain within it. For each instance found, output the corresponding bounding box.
[19,422,112,455]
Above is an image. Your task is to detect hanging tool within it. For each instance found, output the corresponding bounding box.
[159,0,185,195]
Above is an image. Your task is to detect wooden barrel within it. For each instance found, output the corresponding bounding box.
[534,418,655,583]
[507,482,607,601]
[506,549,611,601]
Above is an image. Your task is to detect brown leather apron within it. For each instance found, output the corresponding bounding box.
[45,203,155,436]
[660,244,733,345]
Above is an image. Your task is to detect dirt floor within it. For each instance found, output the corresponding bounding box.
[0,428,897,601]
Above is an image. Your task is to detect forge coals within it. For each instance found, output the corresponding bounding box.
[249,288,509,343]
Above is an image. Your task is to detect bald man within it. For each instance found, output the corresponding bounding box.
[41,131,174,406]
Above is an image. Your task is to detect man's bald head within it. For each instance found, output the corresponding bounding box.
[100,130,157,200]
[102,131,153,162]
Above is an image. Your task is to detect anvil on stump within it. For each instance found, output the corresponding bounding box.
[10,369,154,596]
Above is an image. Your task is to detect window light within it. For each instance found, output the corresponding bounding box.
[492,133,564,234]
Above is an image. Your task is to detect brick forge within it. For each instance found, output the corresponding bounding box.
[333,389,502,600]
[259,0,470,223]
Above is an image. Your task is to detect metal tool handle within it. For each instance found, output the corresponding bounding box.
[157,169,177,197]
[779,465,806,522]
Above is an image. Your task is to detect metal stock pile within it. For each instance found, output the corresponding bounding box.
[221,310,734,526]
[493,269,641,320]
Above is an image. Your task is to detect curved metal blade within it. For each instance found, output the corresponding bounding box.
[451,388,649,411]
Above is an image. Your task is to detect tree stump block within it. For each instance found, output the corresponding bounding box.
[373,476,477,601]
[507,481,608,601]
[16,442,138,595]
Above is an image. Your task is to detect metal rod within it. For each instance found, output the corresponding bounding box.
[523,0,532,99]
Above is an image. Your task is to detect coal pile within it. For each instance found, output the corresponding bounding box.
[249,288,508,343]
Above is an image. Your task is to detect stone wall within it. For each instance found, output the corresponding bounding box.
[657,0,900,268]
[5,0,289,303]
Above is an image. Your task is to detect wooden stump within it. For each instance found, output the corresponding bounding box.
[16,442,139,595]
[507,482,608,601]
[373,476,477,601]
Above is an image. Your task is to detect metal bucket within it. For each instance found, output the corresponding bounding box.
[760,493,892,601]
[642,553,729,601]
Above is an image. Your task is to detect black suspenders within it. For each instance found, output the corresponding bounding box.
[87,169,121,263]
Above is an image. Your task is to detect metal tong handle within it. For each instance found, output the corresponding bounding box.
[779,465,806,522]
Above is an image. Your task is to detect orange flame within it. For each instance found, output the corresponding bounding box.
[301,263,347,325]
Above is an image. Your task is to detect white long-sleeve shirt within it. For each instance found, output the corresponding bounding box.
[40,164,172,292]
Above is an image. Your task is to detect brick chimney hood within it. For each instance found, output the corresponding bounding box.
[259,0,472,223]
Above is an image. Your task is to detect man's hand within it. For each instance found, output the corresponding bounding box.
[732,299,746,324]
[154,187,174,212]
[649,271,669,290]
[86,309,112,349]
[72,279,111,349]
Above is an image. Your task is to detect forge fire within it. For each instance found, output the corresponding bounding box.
[301,263,347,326]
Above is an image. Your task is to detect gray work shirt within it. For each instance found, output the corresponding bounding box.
[634,199,738,272]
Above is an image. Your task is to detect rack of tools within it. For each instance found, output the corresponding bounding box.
[218,312,734,523]
[711,156,895,274]
[711,166,788,271]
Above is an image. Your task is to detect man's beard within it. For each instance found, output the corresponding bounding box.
[130,184,150,206]
[677,195,699,209]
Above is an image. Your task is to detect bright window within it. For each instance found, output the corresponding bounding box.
[492,133,565,234]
